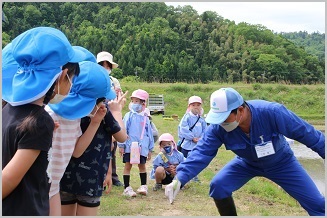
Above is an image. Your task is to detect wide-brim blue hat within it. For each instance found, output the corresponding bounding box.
[48,61,116,120]
[2,42,61,106]
[205,88,244,124]
[2,43,21,103]
[2,27,86,106]
[11,27,86,65]
[72,46,97,63]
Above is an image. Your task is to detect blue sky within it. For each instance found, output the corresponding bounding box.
[165,2,325,34]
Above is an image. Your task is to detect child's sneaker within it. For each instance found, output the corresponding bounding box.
[123,186,137,197]
[137,185,148,195]
[152,183,162,191]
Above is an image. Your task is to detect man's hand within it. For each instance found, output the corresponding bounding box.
[165,179,181,204]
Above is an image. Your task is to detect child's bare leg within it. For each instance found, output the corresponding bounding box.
[154,166,166,183]
[123,162,132,174]
[138,163,146,173]
[61,203,77,216]
[76,205,98,216]
[49,193,62,216]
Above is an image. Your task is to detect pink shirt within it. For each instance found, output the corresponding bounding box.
[45,106,82,198]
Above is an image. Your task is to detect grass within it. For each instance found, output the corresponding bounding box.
[98,82,324,216]
[119,80,325,122]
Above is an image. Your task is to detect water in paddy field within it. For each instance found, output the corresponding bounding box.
[288,138,325,196]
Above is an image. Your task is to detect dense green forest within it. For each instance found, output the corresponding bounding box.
[281,31,325,63]
[2,2,325,84]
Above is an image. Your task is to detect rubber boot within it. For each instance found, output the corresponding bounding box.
[214,196,237,216]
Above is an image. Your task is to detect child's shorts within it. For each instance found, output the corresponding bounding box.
[162,172,174,185]
[123,153,147,164]
[60,191,101,207]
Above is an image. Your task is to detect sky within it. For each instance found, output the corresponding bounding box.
[165,2,325,34]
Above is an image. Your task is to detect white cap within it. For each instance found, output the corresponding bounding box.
[96,51,118,69]
[110,76,121,89]
[205,88,243,124]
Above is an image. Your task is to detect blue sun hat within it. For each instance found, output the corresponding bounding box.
[48,61,116,120]
[72,46,97,63]
[2,26,86,106]
[2,43,19,94]
[2,43,19,103]
[73,46,116,94]
[205,88,244,124]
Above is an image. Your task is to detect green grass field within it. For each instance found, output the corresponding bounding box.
[98,82,324,216]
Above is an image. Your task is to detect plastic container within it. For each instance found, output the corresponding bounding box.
[130,141,140,164]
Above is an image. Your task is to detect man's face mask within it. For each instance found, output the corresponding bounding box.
[220,110,242,132]
[49,74,72,104]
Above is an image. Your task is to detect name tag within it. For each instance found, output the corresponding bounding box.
[255,142,275,158]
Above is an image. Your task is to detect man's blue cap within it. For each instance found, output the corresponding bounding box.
[2,27,86,106]
[48,61,116,120]
[205,88,244,124]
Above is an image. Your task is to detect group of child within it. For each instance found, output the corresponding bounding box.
[150,95,207,190]
[112,91,207,197]
[2,26,207,216]
[2,26,131,216]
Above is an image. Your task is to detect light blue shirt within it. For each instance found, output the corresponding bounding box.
[150,149,185,179]
[118,111,154,157]
[178,111,207,151]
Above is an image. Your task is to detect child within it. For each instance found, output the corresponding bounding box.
[59,94,128,216]
[46,61,116,216]
[150,133,185,191]
[177,96,207,181]
[118,89,154,197]
[2,27,85,216]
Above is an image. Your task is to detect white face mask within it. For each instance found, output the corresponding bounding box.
[220,111,242,132]
[106,69,111,75]
[49,74,72,104]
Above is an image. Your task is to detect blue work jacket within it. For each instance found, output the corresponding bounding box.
[176,100,325,185]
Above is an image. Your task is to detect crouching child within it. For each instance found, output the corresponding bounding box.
[150,133,185,191]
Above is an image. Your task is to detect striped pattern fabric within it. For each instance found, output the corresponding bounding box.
[45,106,82,198]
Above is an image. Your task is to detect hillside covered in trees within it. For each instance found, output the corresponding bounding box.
[281,31,325,63]
[2,2,325,84]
